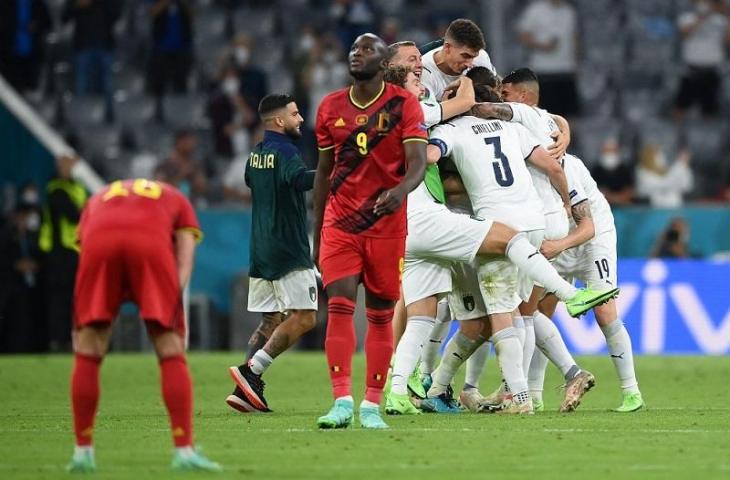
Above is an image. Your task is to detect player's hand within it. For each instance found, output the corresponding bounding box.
[442,78,462,100]
[548,130,568,160]
[540,239,563,260]
[373,186,406,216]
[564,202,573,220]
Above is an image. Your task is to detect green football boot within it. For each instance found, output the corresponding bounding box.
[613,391,645,413]
[171,449,222,472]
[532,397,545,412]
[407,364,427,399]
[66,449,96,473]
[565,288,620,317]
[359,406,389,429]
[317,398,354,429]
[385,392,422,415]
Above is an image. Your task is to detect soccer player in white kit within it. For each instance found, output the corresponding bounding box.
[530,154,645,413]
[423,84,620,414]
[417,19,497,406]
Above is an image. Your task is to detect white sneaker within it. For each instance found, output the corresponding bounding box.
[459,388,486,413]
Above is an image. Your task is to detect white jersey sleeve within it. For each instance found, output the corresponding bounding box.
[420,97,442,129]
[512,123,542,159]
[563,154,615,233]
[428,123,457,157]
[563,156,588,207]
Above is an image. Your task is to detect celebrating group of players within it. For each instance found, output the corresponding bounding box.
[65,17,646,473]
[230,18,645,429]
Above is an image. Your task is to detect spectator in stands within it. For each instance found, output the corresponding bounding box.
[207,62,257,158]
[39,156,88,352]
[652,217,691,258]
[0,0,51,93]
[0,186,43,353]
[517,0,580,116]
[302,33,349,126]
[330,0,379,49]
[62,1,122,120]
[636,144,694,208]
[673,0,729,120]
[591,138,635,205]
[220,125,265,205]
[154,129,208,205]
[230,34,268,116]
[146,0,194,118]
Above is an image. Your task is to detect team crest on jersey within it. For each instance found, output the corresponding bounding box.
[463,295,475,312]
[355,114,369,126]
[309,286,317,302]
[334,117,346,127]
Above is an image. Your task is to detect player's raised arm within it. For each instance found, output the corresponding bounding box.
[548,114,571,160]
[439,76,476,121]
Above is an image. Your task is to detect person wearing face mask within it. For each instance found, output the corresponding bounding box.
[635,144,694,208]
[207,63,257,158]
[590,138,635,205]
[0,192,44,353]
[230,34,268,117]
[673,0,730,120]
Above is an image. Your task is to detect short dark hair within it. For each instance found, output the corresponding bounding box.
[258,94,295,117]
[387,41,416,62]
[466,66,499,89]
[445,19,485,50]
[383,65,411,87]
[502,68,539,86]
[474,84,501,103]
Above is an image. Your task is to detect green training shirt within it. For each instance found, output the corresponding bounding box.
[245,130,314,280]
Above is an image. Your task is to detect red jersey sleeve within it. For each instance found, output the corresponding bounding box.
[400,93,428,144]
[315,96,335,151]
[170,187,203,242]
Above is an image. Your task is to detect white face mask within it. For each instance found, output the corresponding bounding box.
[600,153,621,170]
[300,34,315,52]
[25,212,40,231]
[235,47,250,66]
[222,77,239,96]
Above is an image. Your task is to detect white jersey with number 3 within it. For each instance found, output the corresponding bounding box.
[430,116,545,231]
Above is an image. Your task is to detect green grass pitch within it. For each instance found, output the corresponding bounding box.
[1,352,729,479]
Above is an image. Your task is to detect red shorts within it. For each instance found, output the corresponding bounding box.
[319,226,405,301]
[74,231,185,337]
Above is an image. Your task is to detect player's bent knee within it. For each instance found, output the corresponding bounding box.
[593,299,617,326]
[147,323,185,358]
[291,310,318,332]
[405,296,439,318]
[73,324,112,357]
[481,222,518,255]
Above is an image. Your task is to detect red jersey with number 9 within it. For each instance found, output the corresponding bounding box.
[78,179,202,247]
[315,82,427,238]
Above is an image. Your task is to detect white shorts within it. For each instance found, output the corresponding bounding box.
[554,229,617,291]
[447,261,488,321]
[247,268,319,313]
[402,206,493,306]
[544,209,569,241]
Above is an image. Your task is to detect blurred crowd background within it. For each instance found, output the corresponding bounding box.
[1,0,729,353]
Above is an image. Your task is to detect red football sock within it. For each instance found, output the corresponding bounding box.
[325,296,357,399]
[70,353,102,447]
[159,355,193,447]
[364,308,394,404]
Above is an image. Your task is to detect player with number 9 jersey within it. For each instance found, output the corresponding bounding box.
[74,179,202,336]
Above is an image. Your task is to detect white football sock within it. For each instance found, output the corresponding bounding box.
[249,350,273,375]
[506,233,576,300]
[427,332,482,397]
[490,327,528,398]
[534,311,577,377]
[522,315,536,377]
[513,315,526,345]
[360,399,379,409]
[390,316,435,395]
[464,342,490,389]
[421,302,451,376]
[528,348,549,399]
[601,319,640,394]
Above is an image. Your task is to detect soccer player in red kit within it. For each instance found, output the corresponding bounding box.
[312,33,427,429]
[66,179,221,473]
